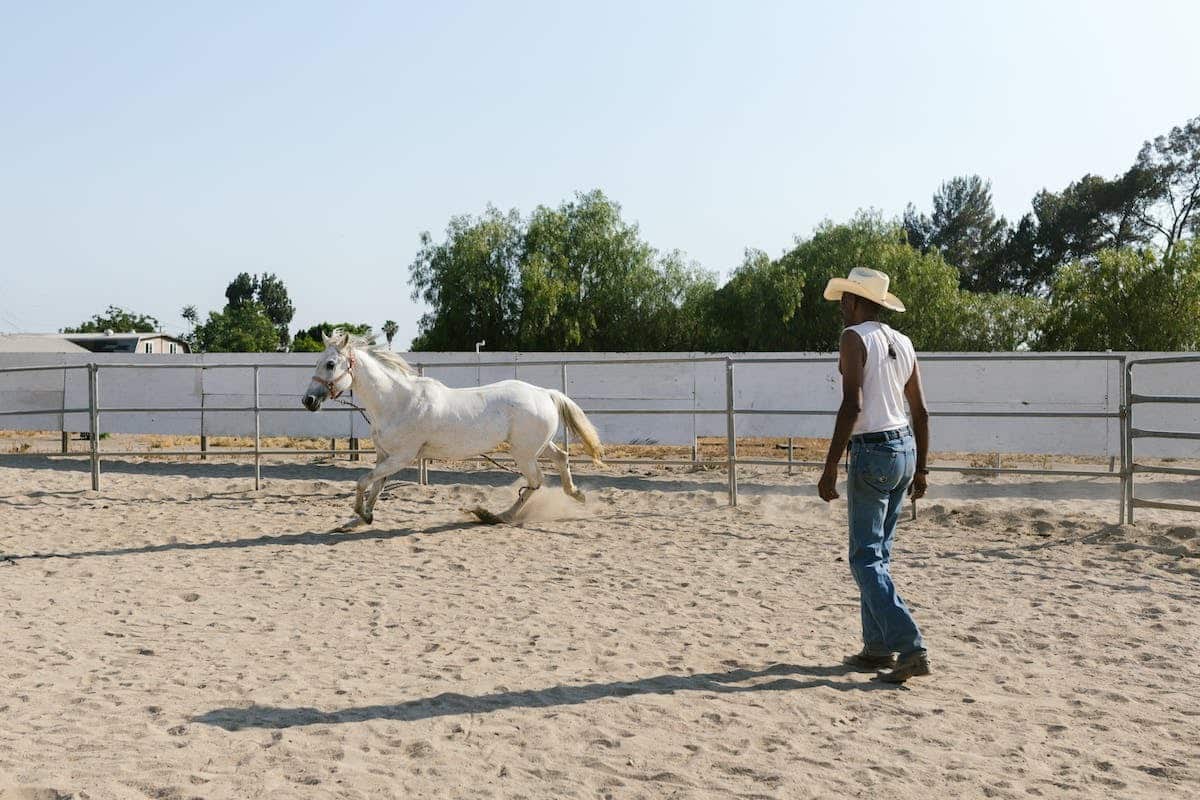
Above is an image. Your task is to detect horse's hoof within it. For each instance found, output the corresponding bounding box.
[570,490,586,503]
[333,518,362,533]
[469,506,505,525]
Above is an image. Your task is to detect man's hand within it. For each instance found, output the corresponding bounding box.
[908,471,927,500]
[818,467,840,502]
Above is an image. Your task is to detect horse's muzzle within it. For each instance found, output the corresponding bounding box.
[302,393,323,411]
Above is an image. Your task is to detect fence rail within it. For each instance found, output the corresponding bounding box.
[0,354,1144,521]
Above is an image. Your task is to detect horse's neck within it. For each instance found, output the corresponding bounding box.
[350,350,417,421]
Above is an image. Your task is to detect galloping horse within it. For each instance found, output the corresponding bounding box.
[302,330,604,528]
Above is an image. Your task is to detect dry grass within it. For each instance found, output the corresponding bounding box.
[0,429,1171,471]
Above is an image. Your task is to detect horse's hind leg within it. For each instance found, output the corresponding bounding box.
[546,442,585,502]
[473,455,543,524]
[501,456,544,522]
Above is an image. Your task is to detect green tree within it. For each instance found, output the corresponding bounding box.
[519,191,656,350]
[518,192,716,351]
[409,206,522,351]
[194,305,280,353]
[651,251,719,351]
[62,305,161,334]
[779,212,963,351]
[700,249,805,351]
[409,191,715,352]
[256,273,296,349]
[190,273,297,352]
[954,292,1049,351]
[224,273,257,308]
[1039,244,1200,351]
[292,322,374,352]
[904,176,1010,292]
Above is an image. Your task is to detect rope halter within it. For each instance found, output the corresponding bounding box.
[312,352,355,399]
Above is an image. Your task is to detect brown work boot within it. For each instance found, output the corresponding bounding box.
[877,650,931,683]
[842,649,896,670]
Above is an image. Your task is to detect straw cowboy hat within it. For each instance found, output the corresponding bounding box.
[823,267,906,312]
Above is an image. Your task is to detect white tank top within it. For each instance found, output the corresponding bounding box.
[845,321,916,435]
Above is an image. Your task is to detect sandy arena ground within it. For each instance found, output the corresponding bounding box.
[0,443,1197,799]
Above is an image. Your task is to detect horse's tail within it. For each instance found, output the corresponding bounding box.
[549,390,605,467]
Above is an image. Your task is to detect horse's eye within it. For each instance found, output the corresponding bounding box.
[326,360,335,369]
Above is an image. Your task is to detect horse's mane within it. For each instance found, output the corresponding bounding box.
[342,331,418,376]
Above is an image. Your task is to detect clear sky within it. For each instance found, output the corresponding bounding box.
[2,1,1197,348]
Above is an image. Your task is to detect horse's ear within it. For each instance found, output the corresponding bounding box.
[331,328,349,350]
[321,331,331,347]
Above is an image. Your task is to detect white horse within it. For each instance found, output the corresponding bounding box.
[301,330,605,528]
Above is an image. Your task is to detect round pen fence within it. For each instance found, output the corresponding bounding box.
[3,352,1193,525]
[1124,354,1200,523]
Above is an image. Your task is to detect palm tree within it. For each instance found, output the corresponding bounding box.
[382,320,399,350]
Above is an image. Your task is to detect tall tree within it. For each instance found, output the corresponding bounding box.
[256,273,295,348]
[518,191,703,351]
[62,305,160,333]
[224,273,257,308]
[190,273,296,352]
[409,206,522,351]
[904,176,1009,292]
[381,320,399,349]
[1133,115,1200,259]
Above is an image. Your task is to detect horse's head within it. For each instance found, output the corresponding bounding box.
[302,329,354,411]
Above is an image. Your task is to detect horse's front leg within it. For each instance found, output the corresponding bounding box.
[336,446,416,531]
[353,443,388,521]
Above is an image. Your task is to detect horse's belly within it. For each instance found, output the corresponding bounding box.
[417,422,509,461]
[420,440,497,460]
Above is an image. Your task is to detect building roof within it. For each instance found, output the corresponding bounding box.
[59,332,179,341]
[0,334,91,353]
[58,332,191,353]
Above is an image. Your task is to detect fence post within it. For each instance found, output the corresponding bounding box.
[199,366,207,460]
[561,362,569,462]
[87,363,99,491]
[787,437,794,475]
[417,365,428,486]
[60,368,68,453]
[1123,358,1134,524]
[253,366,261,491]
[725,357,737,507]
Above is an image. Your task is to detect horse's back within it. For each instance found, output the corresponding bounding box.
[422,379,557,456]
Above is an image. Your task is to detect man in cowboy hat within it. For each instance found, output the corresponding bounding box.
[818,266,931,683]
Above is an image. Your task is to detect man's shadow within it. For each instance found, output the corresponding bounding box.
[192,662,901,731]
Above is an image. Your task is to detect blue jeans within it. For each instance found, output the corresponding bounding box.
[847,429,924,656]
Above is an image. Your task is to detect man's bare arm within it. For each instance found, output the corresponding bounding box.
[818,329,864,501]
[903,360,930,500]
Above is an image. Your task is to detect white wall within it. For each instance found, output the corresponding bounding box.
[1,351,1196,458]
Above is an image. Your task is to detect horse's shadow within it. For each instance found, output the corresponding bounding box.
[191,662,899,731]
[1,520,475,562]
